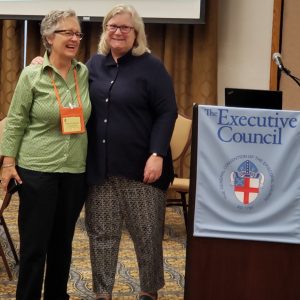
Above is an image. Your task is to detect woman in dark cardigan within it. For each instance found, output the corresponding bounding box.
[85,4,177,300]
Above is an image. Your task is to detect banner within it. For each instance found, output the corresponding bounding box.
[194,105,300,243]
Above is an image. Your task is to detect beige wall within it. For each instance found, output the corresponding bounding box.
[279,0,300,110]
[217,0,274,104]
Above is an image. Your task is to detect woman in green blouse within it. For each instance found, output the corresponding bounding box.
[0,9,91,300]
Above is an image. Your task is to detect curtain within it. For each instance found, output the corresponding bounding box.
[0,20,23,119]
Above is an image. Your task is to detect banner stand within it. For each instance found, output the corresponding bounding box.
[184,104,300,300]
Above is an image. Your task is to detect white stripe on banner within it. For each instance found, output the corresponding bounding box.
[193,105,300,243]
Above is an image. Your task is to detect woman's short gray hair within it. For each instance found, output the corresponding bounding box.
[40,9,79,52]
[98,4,150,56]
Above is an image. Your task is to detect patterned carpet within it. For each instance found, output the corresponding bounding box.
[0,193,186,299]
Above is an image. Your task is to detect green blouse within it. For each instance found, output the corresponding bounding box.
[1,53,91,173]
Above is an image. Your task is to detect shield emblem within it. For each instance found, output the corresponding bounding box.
[230,160,264,205]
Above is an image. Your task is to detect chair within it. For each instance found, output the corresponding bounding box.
[167,114,192,232]
[0,185,19,280]
[0,117,19,280]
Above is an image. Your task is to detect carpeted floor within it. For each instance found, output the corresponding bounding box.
[0,193,186,299]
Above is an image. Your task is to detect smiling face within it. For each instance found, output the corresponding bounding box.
[106,12,136,60]
[47,16,81,63]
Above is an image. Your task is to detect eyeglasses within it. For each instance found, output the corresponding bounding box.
[106,24,134,34]
[54,30,84,40]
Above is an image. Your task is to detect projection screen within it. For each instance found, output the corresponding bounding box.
[0,0,205,23]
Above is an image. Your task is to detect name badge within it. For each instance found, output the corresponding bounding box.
[60,106,85,134]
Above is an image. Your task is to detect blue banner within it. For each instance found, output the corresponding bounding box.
[194,105,300,243]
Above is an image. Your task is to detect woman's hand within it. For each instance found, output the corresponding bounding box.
[31,56,44,65]
[1,157,22,193]
[143,154,163,184]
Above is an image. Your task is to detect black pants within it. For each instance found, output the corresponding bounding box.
[15,167,86,300]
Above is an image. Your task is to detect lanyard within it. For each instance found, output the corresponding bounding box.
[48,67,85,134]
[49,68,83,108]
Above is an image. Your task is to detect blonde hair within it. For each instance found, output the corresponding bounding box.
[98,4,150,56]
[40,9,80,52]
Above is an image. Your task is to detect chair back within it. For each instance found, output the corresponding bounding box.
[170,114,192,177]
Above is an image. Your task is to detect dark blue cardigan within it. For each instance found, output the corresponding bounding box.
[86,51,178,190]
